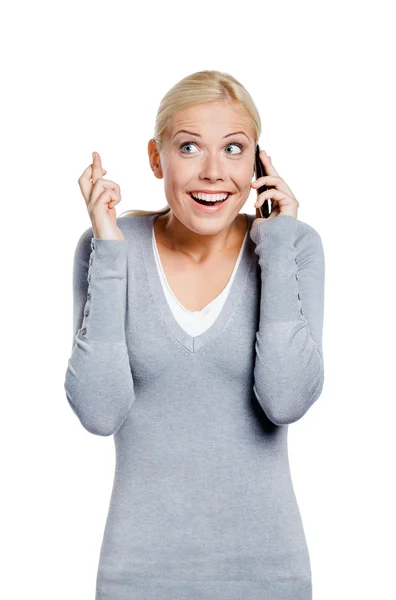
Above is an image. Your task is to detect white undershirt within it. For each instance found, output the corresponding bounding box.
[152,226,248,337]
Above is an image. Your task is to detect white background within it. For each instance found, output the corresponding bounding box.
[1,0,395,598]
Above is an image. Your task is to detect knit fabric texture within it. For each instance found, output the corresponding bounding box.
[64,212,325,600]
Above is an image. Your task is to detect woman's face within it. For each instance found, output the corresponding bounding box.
[149,100,256,233]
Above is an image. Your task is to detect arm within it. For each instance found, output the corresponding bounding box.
[249,214,325,425]
[63,226,135,436]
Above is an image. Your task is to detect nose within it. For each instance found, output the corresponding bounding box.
[198,152,226,182]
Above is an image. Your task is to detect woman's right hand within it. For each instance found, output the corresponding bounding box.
[78,151,125,240]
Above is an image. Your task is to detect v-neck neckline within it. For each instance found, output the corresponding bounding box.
[140,212,255,354]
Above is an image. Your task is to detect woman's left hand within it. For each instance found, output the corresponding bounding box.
[250,150,299,230]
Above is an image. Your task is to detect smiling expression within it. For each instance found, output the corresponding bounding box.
[148,100,257,230]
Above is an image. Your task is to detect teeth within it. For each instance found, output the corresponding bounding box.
[191,192,229,202]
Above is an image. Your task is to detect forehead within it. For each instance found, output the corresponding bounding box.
[169,101,253,137]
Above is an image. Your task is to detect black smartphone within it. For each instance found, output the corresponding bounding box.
[255,143,272,218]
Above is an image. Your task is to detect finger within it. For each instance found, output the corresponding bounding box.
[78,167,94,204]
[252,175,293,199]
[250,175,280,188]
[88,186,121,212]
[78,163,107,204]
[92,151,103,184]
[259,150,279,177]
[79,163,107,182]
[255,199,278,220]
[254,187,293,208]
[89,178,121,207]
[91,178,120,195]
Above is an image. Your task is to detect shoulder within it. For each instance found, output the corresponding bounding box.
[252,214,323,245]
[116,214,149,240]
[250,215,324,264]
[74,214,150,251]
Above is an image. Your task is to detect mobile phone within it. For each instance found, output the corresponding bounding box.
[255,143,272,218]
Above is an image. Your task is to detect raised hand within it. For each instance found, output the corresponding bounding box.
[77,151,125,240]
[250,150,299,230]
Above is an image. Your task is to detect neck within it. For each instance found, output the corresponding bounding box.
[155,211,247,264]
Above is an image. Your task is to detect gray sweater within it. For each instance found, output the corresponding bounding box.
[64,212,325,600]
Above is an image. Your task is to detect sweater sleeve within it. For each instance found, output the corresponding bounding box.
[249,214,325,425]
[63,226,135,436]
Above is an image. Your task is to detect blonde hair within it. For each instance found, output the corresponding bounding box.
[119,69,262,219]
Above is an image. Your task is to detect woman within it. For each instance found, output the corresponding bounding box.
[64,69,325,600]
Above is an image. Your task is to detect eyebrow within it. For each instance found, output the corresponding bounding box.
[173,129,250,141]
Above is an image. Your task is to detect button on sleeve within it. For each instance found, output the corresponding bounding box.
[64,226,136,436]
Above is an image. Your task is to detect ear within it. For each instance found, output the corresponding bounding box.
[148,138,163,179]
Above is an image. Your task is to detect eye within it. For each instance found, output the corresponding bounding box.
[224,142,244,155]
[179,141,244,155]
[179,142,198,154]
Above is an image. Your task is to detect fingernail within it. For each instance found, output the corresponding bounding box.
[92,152,96,160]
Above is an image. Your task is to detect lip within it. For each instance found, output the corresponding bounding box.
[187,192,231,213]
[189,190,232,194]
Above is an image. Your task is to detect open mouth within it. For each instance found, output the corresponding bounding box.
[188,193,230,206]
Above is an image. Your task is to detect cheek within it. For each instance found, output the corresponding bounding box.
[232,160,254,181]
[168,157,190,177]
